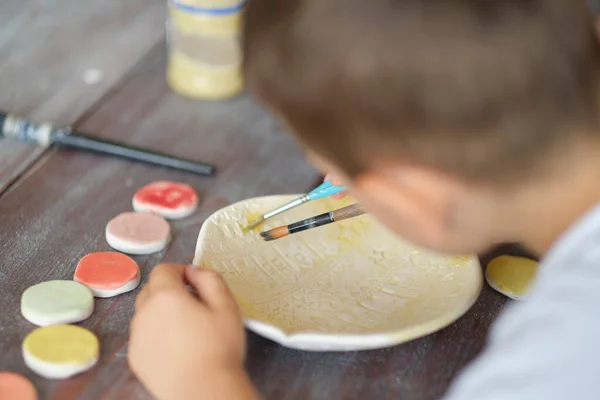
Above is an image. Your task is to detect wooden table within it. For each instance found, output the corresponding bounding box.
[0,2,532,399]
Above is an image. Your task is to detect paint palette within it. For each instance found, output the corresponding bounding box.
[194,195,483,352]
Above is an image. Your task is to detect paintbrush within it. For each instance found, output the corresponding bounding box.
[243,180,348,231]
[260,203,366,241]
[0,112,216,176]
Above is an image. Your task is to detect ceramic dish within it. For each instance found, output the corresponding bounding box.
[193,195,483,351]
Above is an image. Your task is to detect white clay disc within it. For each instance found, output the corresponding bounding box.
[22,324,99,379]
[74,252,141,298]
[132,181,199,219]
[21,280,94,326]
[105,212,170,255]
[80,275,140,298]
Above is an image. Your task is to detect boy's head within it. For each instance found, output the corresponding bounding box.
[243,0,600,254]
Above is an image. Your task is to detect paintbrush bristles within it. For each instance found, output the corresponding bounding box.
[243,216,265,232]
[243,195,310,233]
[260,203,367,242]
[260,226,290,241]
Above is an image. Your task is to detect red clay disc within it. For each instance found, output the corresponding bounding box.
[74,252,140,298]
[132,181,198,219]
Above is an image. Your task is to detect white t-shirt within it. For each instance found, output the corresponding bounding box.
[444,204,600,400]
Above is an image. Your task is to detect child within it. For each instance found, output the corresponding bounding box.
[128,1,600,399]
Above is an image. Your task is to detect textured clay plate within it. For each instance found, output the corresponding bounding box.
[193,195,482,352]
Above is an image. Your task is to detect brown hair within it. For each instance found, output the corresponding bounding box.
[243,0,600,181]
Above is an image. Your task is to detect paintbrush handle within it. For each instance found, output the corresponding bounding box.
[249,181,348,229]
[307,180,348,200]
[51,131,216,176]
[331,203,367,221]
[265,181,347,219]
[263,194,310,220]
[0,112,216,176]
[288,203,366,235]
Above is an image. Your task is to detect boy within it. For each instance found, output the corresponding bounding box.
[127,1,600,399]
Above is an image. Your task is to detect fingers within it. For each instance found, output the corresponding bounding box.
[327,174,344,187]
[147,263,188,293]
[135,284,151,312]
[134,264,239,317]
[324,174,348,199]
[134,264,188,313]
[184,267,239,314]
[324,173,340,186]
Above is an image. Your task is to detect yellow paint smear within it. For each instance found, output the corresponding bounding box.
[486,255,538,297]
[241,211,264,233]
[23,325,99,365]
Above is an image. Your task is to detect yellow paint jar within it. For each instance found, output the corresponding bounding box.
[167,0,245,100]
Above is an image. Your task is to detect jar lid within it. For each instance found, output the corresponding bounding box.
[169,0,247,15]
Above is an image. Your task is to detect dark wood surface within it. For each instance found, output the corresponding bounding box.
[0,0,165,192]
[0,4,531,399]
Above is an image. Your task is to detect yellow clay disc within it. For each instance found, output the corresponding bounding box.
[23,325,99,366]
[485,255,538,300]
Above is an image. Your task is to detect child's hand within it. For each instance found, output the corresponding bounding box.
[128,264,259,400]
[324,173,348,199]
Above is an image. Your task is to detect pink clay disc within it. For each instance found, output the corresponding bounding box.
[105,212,170,255]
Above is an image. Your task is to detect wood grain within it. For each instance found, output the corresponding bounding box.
[0,44,318,399]
[0,12,531,398]
[0,44,526,399]
[0,0,166,193]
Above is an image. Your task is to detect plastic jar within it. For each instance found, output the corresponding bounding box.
[166,0,245,100]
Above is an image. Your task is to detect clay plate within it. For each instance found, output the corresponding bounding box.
[194,195,482,351]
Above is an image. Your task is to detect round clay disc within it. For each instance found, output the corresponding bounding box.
[132,181,198,219]
[0,372,37,400]
[21,280,94,326]
[22,325,99,380]
[485,255,538,300]
[105,212,170,255]
[74,252,141,298]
